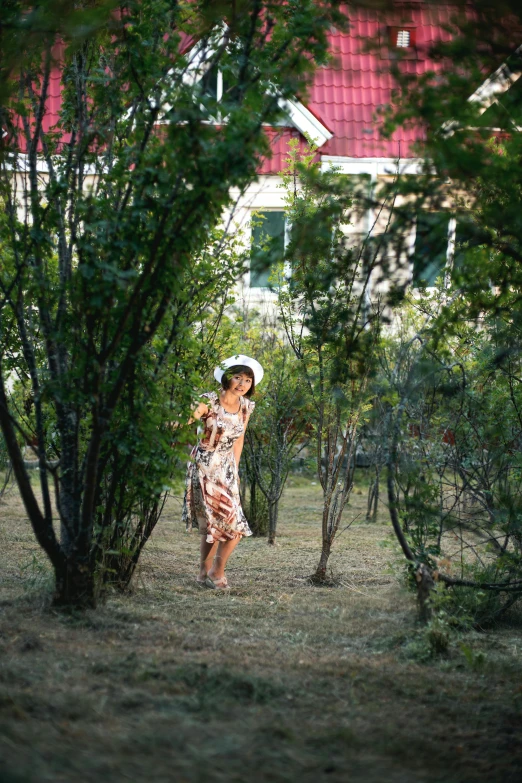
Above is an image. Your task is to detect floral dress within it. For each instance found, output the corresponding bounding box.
[182,391,255,543]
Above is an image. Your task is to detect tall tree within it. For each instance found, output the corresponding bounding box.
[278,141,381,582]
[240,317,310,544]
[368,0,522,618]
[0,0,347,606]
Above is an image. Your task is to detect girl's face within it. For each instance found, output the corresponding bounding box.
[228,373,252,396]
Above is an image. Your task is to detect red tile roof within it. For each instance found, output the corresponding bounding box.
[258,128,320,174]
[292,3,455,162]
[257,3,457,172]
[15,4,462,170]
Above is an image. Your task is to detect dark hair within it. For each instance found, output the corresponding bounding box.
[221,365,255,397]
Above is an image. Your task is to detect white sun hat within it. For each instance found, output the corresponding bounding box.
[214,354,264,386]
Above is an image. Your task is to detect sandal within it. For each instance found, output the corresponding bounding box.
[205,575,231,590]
[196,574,209,587]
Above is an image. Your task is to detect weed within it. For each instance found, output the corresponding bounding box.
[0,483,521,783]
[459,643,487,671]
[403,620,450,663]
[19,553,54,596]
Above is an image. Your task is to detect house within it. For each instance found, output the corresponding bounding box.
[228,3,522,307]
[11,3,520,305]
[231,2,459,306]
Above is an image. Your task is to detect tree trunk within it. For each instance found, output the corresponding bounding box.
[239,468,247,508]
[267,498,279,545]
[415,563,436,623]
[53,555,96,608]
[312,537,332,584]
[366,477,376,521]
[373,477,379,523]
[369,468,380,523]
[250,477,256,521]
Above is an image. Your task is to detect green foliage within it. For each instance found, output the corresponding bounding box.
[403,621,450,663]
[379,295,522,624]
[403,567,507,663]
[371,1,522,326]
[0,1,348,605]
[273,138,382,575]
[0,432,9,478]
[459,642,487,672]
[0,1,118,106]
[19,552,55,596]
[241,486,269,538]
[435,564,507,631]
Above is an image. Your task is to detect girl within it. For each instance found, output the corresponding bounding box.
[182,354,263,589]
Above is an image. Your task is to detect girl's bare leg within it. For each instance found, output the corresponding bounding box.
[199,537,218,580]
[208,537,241,581]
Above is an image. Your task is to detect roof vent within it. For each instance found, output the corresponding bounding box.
[396,30,411,48]
[389,26,416,50]
[381,26,420,61]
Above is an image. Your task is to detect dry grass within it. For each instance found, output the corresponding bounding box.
[1,475,521,783]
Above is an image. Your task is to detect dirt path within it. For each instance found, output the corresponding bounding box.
[1,482,521,783]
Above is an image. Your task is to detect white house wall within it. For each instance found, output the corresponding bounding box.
[228,158,424,310]
[9,155,423,312]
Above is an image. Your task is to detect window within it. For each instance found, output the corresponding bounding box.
[453,218,488,272]
[412,213,450,287]
[200,63,234,103]
[250,211,286,288]
[412,215,482,287]
[162,62,234,123]
[191,62,238,123]
[201,63,219,101]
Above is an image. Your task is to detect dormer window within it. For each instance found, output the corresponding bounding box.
[198,62,239,121]
[201,64,228,102]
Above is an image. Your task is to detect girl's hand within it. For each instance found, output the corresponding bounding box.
[189,402,210,424]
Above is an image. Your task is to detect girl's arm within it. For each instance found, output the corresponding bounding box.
[169,402,209,429]
[190,402,209,423]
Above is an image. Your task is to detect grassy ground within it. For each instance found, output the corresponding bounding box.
[1,475,521,783]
